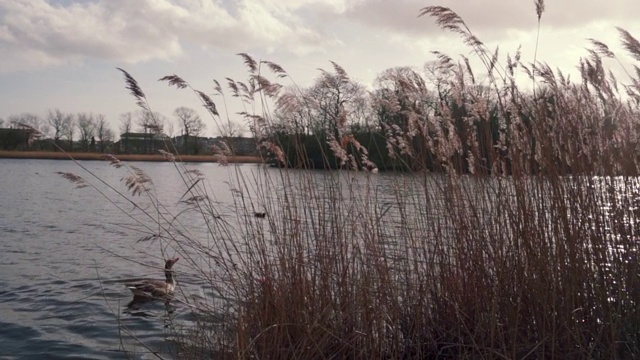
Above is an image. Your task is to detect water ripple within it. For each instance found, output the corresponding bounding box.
[0,161,286,358]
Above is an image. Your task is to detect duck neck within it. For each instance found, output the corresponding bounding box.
[165,269,175,284]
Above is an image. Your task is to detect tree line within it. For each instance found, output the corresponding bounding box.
[263,58,638,175]
[0,106,246,154]
[0,110,115,152]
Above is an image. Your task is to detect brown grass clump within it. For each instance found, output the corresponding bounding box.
[54,2,640,358]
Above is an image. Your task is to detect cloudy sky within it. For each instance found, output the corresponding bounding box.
[0,0,639,137]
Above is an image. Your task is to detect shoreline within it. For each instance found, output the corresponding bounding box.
[0,151,263,163]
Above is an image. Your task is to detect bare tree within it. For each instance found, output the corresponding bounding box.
[119,112,134,153]
[174,107,205,154]
[103,127,115,148]
[136,111,152,134]
[165,119,176,138]
[216,120,247,155]
[95,114,113,152]
[273,86,315,135]
[47,109,65,146]
[0,117,4,127]
[304,66,367,137]
[3,113,48,150]
[119,112,133,136]
[136,111,166,134]
[77,113,96,152]
[62,115,76,151]
[219,120,245,138]
[7,113,49,136]
[47,109,73,150]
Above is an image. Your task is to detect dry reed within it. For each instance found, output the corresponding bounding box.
[55,2,640,358]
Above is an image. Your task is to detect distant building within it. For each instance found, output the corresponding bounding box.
[208,136,258,156]
[171,134,207,155]
[171,135,258,156]
[116,132,171,154]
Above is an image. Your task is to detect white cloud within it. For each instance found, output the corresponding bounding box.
[2,0,640,74]
[0,0,341,72]
[344,0,640,37]
[0,0,187,71]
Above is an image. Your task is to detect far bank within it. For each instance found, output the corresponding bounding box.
[0,151,263,163]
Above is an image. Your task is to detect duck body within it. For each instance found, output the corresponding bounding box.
[125,257,179,307]
[127,278,176,298]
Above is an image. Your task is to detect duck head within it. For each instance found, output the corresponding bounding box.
[164,257,180,269]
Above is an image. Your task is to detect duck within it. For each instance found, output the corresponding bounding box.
[125,257,179,307]
[254,212,267,218]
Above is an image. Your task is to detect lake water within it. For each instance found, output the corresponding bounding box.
[0,158,421,359]
[0,159,277,359]
[2,158,636,358]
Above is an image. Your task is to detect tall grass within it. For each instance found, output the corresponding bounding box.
[56,2,640,358]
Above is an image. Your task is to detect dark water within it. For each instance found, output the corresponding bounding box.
[0,159,271,359]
